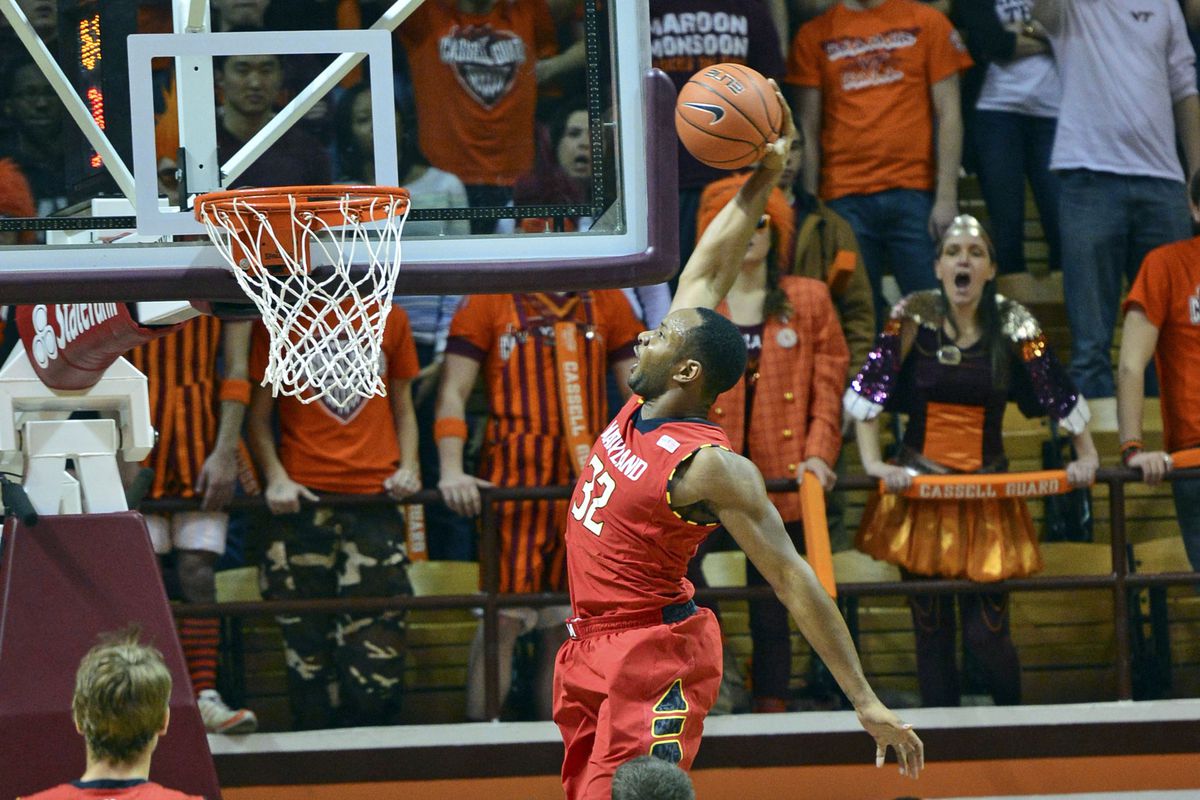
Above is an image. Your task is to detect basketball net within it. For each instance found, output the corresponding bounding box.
[196,186,409,410]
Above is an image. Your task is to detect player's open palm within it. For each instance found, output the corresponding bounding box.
[857,700,923,779]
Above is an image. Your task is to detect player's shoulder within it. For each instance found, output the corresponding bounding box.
[17,784,75,800]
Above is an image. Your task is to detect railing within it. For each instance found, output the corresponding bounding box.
[155,467,1200,721]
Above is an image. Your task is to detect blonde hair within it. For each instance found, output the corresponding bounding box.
[72,628,172,765]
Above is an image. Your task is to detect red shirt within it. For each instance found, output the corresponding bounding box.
[564,397,731,619]
[1124,237,1200,452]
[20,782,200,800]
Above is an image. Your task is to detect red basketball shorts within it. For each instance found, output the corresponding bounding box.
[552,607,723,800]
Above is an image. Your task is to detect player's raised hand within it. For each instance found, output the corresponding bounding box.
[760,79,796,172]
[857,700,924,779]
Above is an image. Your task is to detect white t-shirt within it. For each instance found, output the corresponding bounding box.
[1047,0,1197,180]
[402,166,470,238]
[975,0,1060,117]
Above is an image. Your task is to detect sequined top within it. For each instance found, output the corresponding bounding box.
[843,291,1090,455]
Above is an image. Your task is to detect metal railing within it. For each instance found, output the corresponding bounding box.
[155,467,1200,721]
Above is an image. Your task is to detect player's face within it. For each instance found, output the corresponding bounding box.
[557,110,591,180]
[935,232,995,306]
[628,311,694,400]
[218,55,283,117]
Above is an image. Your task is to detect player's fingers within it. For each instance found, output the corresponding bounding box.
[875,744,885,768]
[896,744,910,777]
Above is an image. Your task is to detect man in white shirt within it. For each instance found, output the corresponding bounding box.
[1033,0,1200,399]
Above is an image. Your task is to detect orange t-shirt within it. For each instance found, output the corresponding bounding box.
[249,305,419,494]
[1124,238,1200,453]
[397,0,558,187]
[786,0,971,200]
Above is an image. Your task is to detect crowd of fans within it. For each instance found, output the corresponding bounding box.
[0,0,1198,738]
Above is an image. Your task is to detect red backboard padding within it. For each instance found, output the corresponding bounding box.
[0,513,221,799]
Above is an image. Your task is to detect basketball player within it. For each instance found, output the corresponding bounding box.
[553,85,922,799]
[18,629,200,800]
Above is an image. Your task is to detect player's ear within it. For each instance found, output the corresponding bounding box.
[674,358,702,387]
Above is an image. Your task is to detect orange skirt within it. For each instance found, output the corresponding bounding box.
[856,492,1042,583]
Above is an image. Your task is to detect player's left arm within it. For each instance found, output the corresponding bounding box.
[196,320,252,511]
[386,377,422,500]
[673,447,923,777]
[670,83,795,314]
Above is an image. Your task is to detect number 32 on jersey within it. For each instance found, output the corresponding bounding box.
[571,454,615,536]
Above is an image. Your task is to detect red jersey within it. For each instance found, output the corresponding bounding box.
[20,781,201,800]
[564,396,731,619]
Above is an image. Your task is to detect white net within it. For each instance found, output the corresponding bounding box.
[197,188,409,410]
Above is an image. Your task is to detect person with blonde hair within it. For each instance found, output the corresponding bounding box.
[20,628,201,799]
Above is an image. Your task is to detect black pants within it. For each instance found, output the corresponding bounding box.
[902,570,1021,707]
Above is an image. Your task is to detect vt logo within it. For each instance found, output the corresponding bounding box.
[682,102,725,124]
[1130,10,1154,21]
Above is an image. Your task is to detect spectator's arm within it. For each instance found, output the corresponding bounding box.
[1116,307,1160,450]
[435,352,490,517]
[928,74,963,240]
[384,376,421,500]
[766,0,791,57]
[536,38,585,85]
[246,382,316,514]
[955,0,1018,62]
[1030,0,1063,34]
[195,320,251,511]
[796,86,821,197]
[1174,94,1200,182]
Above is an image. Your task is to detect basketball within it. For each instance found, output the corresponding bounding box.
[674,64,783,170]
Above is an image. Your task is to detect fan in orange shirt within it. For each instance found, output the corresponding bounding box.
[1117,171,1200,574]
[246,304,421,730]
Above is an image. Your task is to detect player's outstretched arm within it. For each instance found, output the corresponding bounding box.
[672,447,924,778]
[670,82,795,314]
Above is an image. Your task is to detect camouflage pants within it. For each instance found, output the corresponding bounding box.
[260,504,412,729]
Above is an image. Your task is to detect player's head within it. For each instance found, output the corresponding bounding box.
[72,628,172,766]
[629,307,747,405]
[611,755,695,800]
[215,53,284,118]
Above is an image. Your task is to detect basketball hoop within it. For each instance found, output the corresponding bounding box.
[195,185,409,409]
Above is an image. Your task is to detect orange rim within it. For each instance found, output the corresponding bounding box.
[194,184,410,224]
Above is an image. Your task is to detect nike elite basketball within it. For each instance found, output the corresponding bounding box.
[674,63,783,170]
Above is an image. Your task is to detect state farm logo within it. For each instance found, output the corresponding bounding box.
[439,24,526,109]
[29,303,121,368]
[29,305,58,368]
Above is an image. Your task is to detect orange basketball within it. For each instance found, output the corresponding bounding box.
[675,64,783,170]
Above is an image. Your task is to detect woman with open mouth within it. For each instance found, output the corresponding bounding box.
[843,214,1099,709]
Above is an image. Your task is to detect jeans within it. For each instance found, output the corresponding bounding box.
[827,189,939,328]
[973,110,1061,274]
[1058,170,1191,398]
[1173,477,1200,573]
